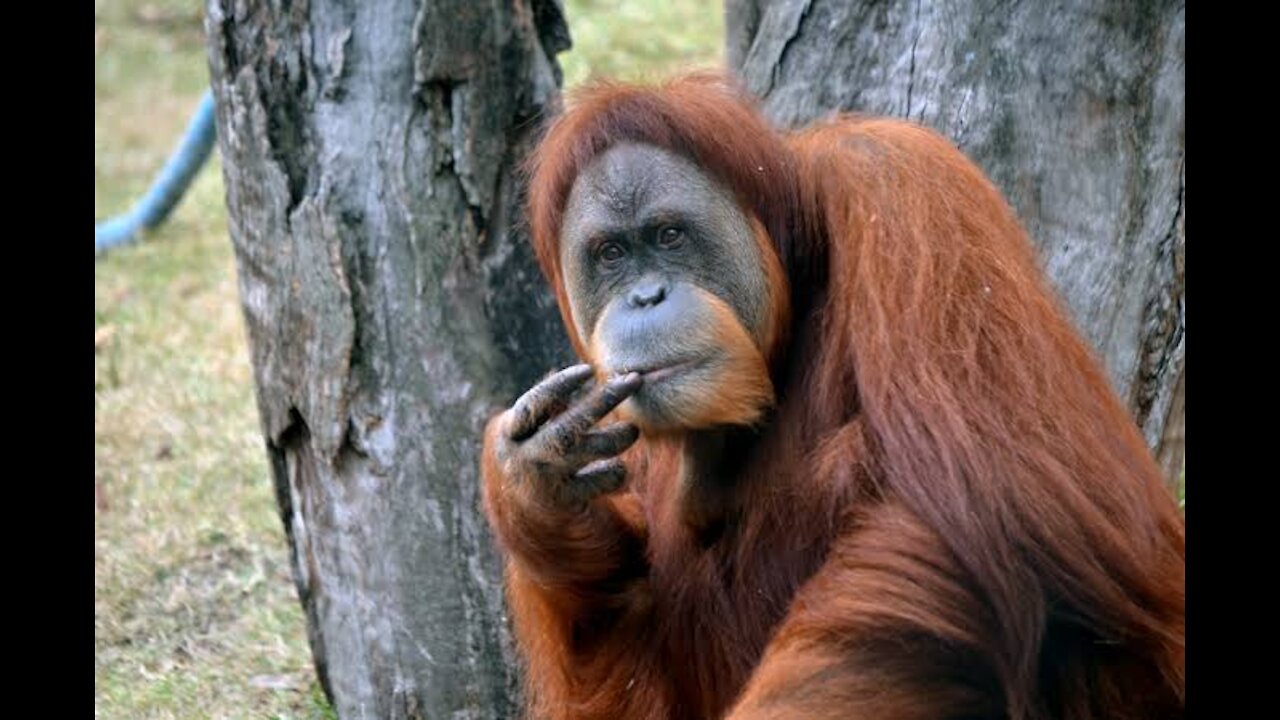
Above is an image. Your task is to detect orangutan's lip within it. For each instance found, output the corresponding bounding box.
[621,359,698,383]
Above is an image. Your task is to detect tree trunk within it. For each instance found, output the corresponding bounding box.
[727,0,1185,485]
[203,1,573,716]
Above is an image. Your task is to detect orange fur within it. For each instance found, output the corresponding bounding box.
[748,215,791,367]
[482,72,1185,720]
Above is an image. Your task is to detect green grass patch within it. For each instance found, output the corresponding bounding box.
[560,0,725,85]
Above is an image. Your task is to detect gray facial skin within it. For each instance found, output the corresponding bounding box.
[557,142,774,426]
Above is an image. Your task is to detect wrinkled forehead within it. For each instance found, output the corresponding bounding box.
[560,142,738,247]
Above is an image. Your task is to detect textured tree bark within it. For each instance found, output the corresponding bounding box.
[727,0,1185,485]
[204,0,573,716]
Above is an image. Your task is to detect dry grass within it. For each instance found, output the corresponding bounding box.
[94,1,721,718]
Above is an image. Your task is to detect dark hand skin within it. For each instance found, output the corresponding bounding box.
[482,364,651,596]
[489,364,644,510]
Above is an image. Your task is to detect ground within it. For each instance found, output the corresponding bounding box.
[93,1,723,718]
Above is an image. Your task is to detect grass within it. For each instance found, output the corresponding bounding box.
[94,1,722,718]
[559,0,725,85]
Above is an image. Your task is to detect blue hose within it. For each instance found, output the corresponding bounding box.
[95,90,218,255]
